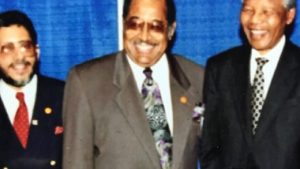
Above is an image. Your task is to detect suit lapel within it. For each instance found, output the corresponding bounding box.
[113,52,161,168]
[0,98,20,146]
[255,42,298,140]
[167,55,196,169]
[28,76,48,149]
[232,47,253,144]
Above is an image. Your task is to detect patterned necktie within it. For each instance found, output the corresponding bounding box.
[142,67,172,169]
[251,58,269,135]
[13,92,29,149]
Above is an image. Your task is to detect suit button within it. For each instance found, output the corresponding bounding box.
[50,160,56,166]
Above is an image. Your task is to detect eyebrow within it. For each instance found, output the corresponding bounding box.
[126,16,165,23]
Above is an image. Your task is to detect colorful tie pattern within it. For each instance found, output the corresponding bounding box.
[13,92,29,149]
[251,58,269,135]
[142,67,172,169]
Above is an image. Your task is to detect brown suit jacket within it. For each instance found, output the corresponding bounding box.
[63,51,204,169]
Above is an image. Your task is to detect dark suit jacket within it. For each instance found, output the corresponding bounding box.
[0,75,64,169]
[201,41,300,169]
[63,51,204,169]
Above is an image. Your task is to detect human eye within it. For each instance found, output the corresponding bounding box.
[0,43,14,55]
[149,21,165,33]
[19,41,34,53]
[263,9,275,16]
[125,18,143,30]
[242,6,254,14]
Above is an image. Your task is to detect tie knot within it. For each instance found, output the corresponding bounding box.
[16,92,25,102]
[256,57,269,67]
[143,67,153,86]
[143,67,152,78]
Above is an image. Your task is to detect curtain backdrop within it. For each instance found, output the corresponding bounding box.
[1,0,300,80]
[1,1,300,169]
[0,0,119,80]
[174,0,300,64]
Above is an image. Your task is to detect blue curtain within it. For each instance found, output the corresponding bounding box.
[0,0,118,80]
[1,1,300,169]
[1,0,300,80]
[173,0,300,65]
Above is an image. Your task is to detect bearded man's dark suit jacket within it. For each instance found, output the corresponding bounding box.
[63,51,204,169]
[201,40,300,169]
[0,75,64,169]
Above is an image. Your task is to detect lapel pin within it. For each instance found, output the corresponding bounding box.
[32,119,38,126]
[180,96,188,104]
[44,107,52,115]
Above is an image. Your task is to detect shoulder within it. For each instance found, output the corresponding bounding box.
[170,54,205,89]
[38,75,65,88]
[37,75,65,100]
[209,45,247,63]
[285,40,300,54]
[73,51,120,73]
[172,53,204,74]
[205,45,249,70]
[65,51,122,87]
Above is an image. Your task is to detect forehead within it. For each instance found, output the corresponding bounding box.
[243,0,284,8]
[0,25,31,44]
[127,0,167,21]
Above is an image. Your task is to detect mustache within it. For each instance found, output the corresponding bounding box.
[9,60,32,67]
[134,39,156,46]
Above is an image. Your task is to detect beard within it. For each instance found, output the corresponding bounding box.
[0,61,38,88]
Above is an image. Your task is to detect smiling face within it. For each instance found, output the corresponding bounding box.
[123,0,175,67]
[0,25,38,88]
[240,0,295,55]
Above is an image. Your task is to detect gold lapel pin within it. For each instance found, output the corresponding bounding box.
[180,96,188,104]
[44,107,52,115]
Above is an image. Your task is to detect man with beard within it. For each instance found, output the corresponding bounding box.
[63,0,204,169]
[0,10,64,169]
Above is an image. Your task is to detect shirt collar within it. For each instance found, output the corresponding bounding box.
[126,54,169,79]
[0,74,37,98]
[126,54,169,91]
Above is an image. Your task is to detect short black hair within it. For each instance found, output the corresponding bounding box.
[122,0,176,26]
[0,10,37,45]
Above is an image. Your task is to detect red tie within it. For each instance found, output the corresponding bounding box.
[13,92,29,149]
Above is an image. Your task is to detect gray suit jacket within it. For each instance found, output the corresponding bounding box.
[63,51,204,169]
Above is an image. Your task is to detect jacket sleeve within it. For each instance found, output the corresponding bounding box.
[200,58,222,169]
[63,68,94,169]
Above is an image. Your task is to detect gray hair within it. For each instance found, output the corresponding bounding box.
[284,0,296,9]
[241,0,296,9]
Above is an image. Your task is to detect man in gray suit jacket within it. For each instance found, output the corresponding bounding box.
[63,0,204,169]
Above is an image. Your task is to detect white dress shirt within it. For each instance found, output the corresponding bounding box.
[250,36,286,99]
[127,54,174,135]
[0,75,37,124]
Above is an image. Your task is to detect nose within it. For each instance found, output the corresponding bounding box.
[139,23,150,41]
[249,11,265,25]
[14,48,26,60]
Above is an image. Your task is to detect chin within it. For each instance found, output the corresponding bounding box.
[1,73,34,88]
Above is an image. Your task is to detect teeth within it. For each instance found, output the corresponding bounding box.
[13,64,27,73]
[250,29,266,35]
[136,42,153,53]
